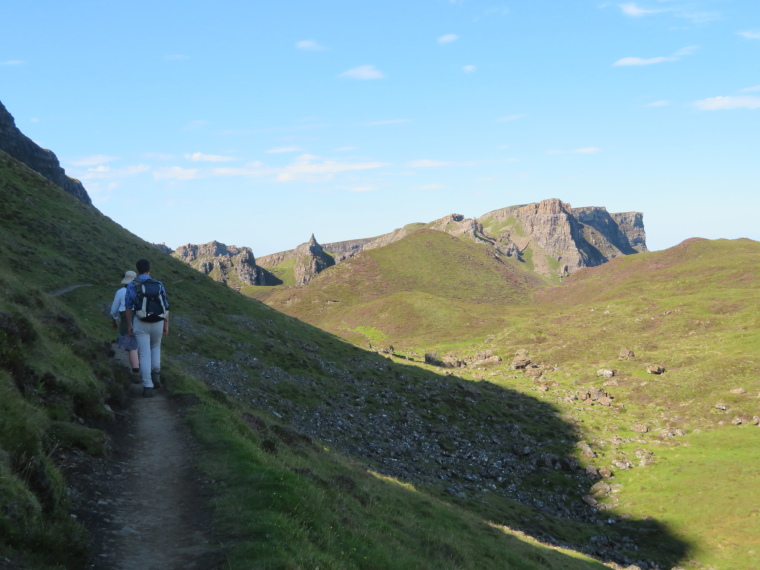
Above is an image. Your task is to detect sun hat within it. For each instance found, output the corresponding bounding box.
[121,270,137,284]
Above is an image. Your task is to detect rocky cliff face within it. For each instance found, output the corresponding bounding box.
[312,199,647,279]
[0,100,91,205]
[292,234,335,286]
[172,241,265,288]
[182,198,646,286]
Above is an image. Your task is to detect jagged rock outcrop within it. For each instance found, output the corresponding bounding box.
[293,234,335,286]
[0,100,91,205]
[172,241,265,288]
[200,198,646,286]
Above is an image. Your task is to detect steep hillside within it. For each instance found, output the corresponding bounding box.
[0,101,90,205]
[248,229,548,347]
[0,150,666,568]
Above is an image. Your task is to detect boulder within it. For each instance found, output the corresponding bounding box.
[646,364,666,375]
[630,423,648,434]
[618,348,635,360]
[730,387,747,395]
[511,356,532,369]
[596,369,615,378]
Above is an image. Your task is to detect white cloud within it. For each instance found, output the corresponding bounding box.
[614,55,672,66]
[69,154,120,167]
[498,114,524,122]
[739,85,760,93]
[572,147,601,154]
[184,120,210,131]
[619,3,664,17]
[462,65,476,73]
[546,148,601,155]
[80,164,150,181]
[266,146,301,154]
[339,65,385,80]
[213,154,387,183]
[613,45,697,66]
[296,40,327,51]
[693,95,760,110]
[153,166,200,181]
[185,152,235,162]
[407,159,455,168]
[679,11,721,24]
[438,34,459,44]
[0,60,25,66]
[364,119,409,126]
[738,30,760,40]
[143,152,176,160]
[646,100,670,107]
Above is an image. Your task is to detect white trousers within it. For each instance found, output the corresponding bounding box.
[133,319,163,387]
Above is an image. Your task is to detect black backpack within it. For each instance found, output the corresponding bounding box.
[135,279,167,322]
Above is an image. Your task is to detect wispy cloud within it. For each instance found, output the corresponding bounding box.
[619,3,664,17]
[738,30,760,40]
[438,34,459,44]
[266,146,301,154]
[213,154,387,182]
[344,186,376,192]
[184,120,210,131]
[547,148,601,155]
[334,146,357,152]
[69,155,120,167]
[79,164,150,181]
[339,65,385,80]
[498,114,524,122]
[613,45,697,66]
[462,65,476,73]
[296,40,327,51]
[364,119,409,126]
[0,60,25,66]
[185,152,235,162]
[407,159,477,168]
[739,85,760,93]
[694,95,760,110]
[153,166,200,181]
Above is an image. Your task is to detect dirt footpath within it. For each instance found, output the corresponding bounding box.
[66,348,224,570]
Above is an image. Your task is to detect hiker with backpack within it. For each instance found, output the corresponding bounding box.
[124,258,169,398]
[110,269,140,376]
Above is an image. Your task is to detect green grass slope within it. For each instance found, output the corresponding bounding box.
[249,229,547,347]
[406,237,760,569]
[0,150,648,568]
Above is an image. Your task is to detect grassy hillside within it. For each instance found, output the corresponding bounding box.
[246,211,759,568]
[0,150,652,568]
[247,229,547,347]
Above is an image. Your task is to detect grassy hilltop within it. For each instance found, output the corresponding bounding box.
[0,151,655,568]
[245,218,760,569]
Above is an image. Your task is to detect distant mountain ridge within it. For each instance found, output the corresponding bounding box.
[0,100,91,205]
[185,198,647,288]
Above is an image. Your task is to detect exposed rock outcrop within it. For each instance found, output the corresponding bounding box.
[0,100,91,205]
[293,234,335,286]
[172,241,265,288]
[259,198,647,282]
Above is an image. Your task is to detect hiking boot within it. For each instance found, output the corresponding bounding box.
[151,371,162,389]
[142,387,155,398]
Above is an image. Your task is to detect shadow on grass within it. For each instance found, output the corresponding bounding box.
[176,312,690,569]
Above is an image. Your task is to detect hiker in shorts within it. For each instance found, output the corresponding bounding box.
[110,270,140,376]
[124,258,170,398]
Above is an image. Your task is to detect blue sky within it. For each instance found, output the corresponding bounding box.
[1,0,758,255]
